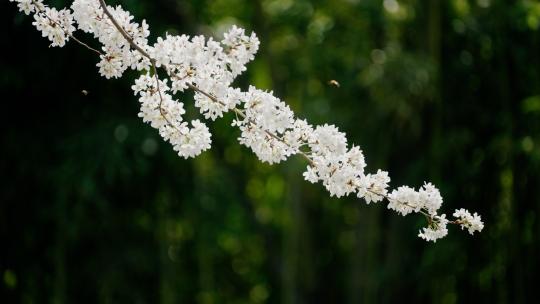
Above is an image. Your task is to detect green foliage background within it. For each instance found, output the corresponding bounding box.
[2,0,540,303]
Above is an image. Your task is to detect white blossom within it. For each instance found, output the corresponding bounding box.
[31,6,75,47]
[388,186,421,216]
[71,0,152,77]
[222,25,260,76]
[418,215,449,242]
[71,0,102,33]
[453,208,484,235]
[418,182,443,215]
[97,51,125,79]
[283,119,314,152]
[237,124,292,164]
[357,170,390,203]
[303,166,319,183]
[243,86,295,134]
[309,124,347,156]
[172,120,212,159]
[11,0,45,15]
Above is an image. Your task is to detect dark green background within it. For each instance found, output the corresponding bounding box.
[2,0,539,303]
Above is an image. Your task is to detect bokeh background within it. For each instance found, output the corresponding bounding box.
[2,0,540,303]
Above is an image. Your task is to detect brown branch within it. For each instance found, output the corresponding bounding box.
[97,0,187,133]
[70,35,104,56]
[97,0,154,63]
[97,0,313,164]
[186,83,315,165]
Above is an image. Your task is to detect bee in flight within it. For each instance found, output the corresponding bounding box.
[327,80,340,88]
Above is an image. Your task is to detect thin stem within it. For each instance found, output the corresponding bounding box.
[152,63,185,133]
[70,35,103,56]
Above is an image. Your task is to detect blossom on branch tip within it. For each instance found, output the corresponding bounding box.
[453,208,484,235]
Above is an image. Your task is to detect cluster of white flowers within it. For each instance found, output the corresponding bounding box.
[387,182,443,216]
[10,0,43,16]
[71,0,152,78]
[131,75,212,158]
[11,0,485,242]
[233,86,298,164]
[10,0,75,47]
[418,215,449,242]
[453,208,485,235]
[222,25,260,77]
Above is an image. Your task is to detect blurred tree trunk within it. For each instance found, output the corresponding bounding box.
[158,190,176,304]
[53,195,67,304]
[250,2,301,303]
[427,0,443,182]
[348,205,379,304]
[282,167,301,304]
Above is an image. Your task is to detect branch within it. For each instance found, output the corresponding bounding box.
[98,0,313,165]
[97,0,456,228]
[97,0,154,63]
[10,0,485,242]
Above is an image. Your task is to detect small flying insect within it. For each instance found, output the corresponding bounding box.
[327,80,340,88]
[81,89,89,96]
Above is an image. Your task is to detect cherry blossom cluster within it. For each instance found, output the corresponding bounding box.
[453,209,485,234]
[10,0,485,242]
[131,76,212,158]
[11,0,74,47]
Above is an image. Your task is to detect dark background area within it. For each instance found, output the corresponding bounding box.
[2,0,540,303]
